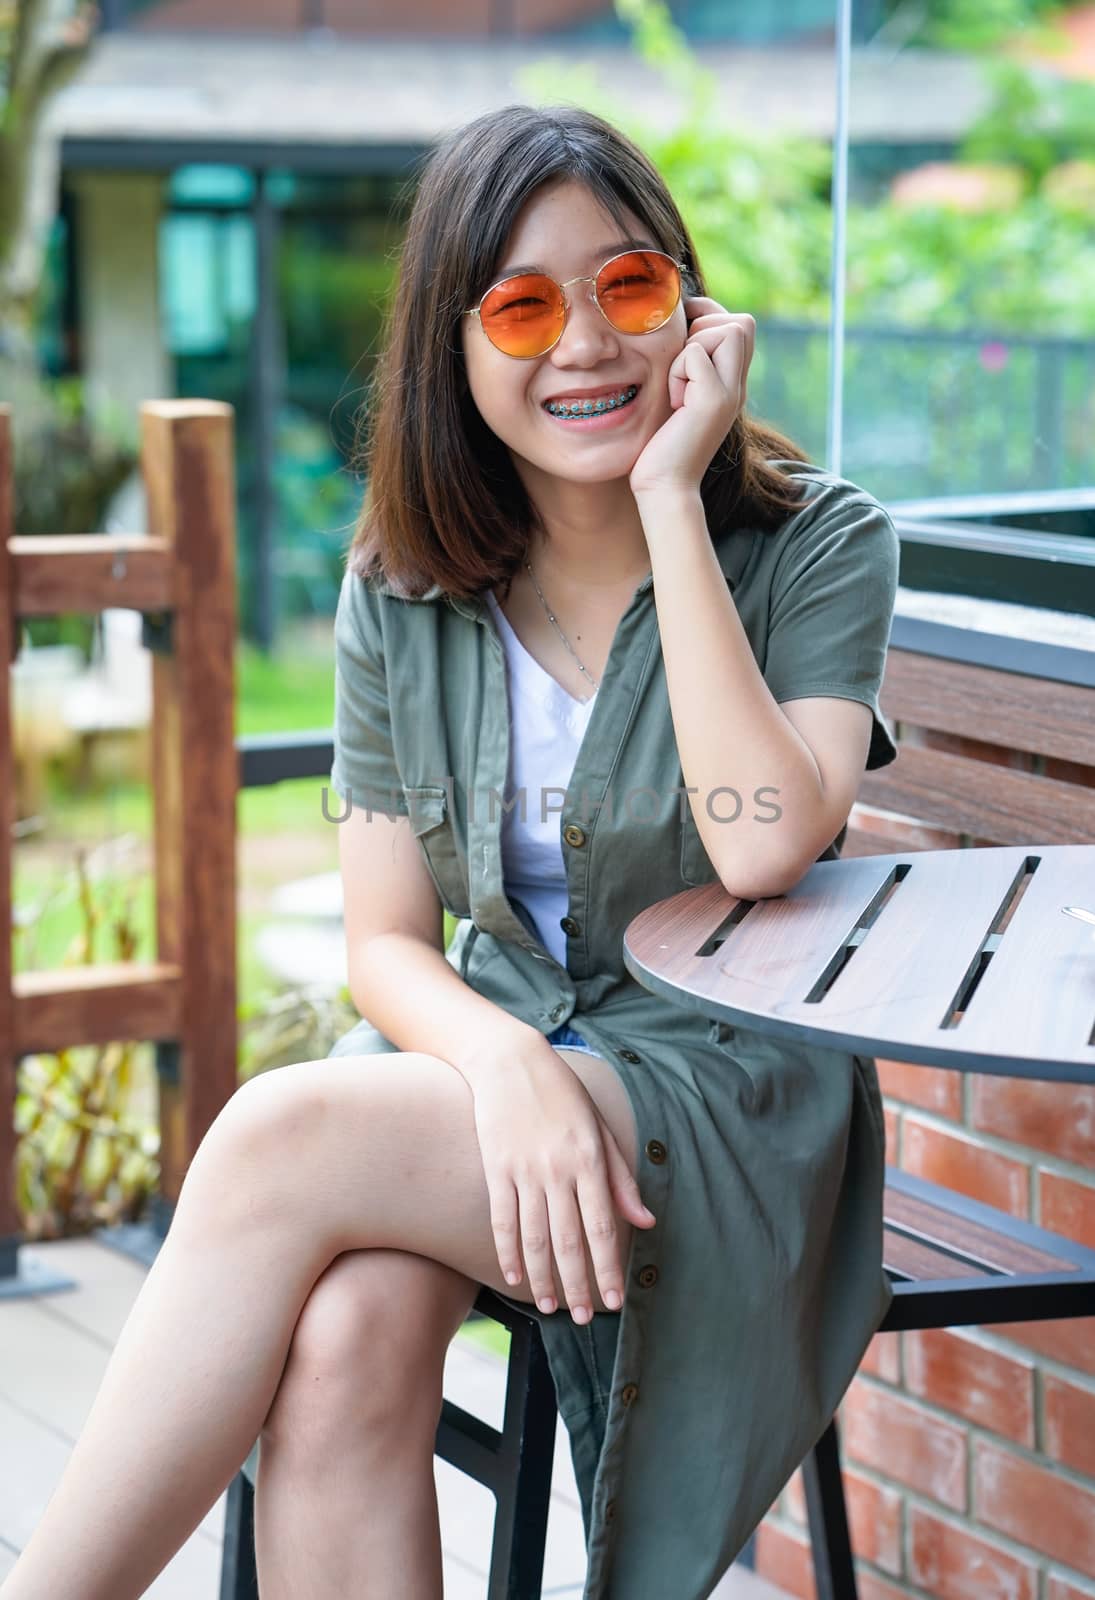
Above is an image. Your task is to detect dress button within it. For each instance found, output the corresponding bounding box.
[560,915,580,936]
[604,1497,617,1523]
[617,1048,641,1063]
[563,823,587,848]
[638,1264,659,1288]
[645,1139,668,1164]
[620,1383,639,1407]
[549,1003,566,1024]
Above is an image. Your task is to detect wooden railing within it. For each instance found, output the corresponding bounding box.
[1,401,238,1287]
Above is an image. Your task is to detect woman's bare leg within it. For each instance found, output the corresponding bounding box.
[254,1248,479,1600]
[0,1046,637,1600]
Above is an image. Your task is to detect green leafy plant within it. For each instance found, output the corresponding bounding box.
[14,821,380,1234]
[959,58,1095,184]
[238,983,363,1081]
[896,0,1067,52]
[14,840,160,1240]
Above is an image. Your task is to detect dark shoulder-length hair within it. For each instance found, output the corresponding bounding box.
[347,102,810,599]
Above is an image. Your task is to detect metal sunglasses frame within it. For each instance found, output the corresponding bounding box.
[462,247,689,359]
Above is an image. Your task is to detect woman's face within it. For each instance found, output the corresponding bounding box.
[460,177,688,488]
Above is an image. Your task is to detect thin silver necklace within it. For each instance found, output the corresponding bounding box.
[523,558,600,694]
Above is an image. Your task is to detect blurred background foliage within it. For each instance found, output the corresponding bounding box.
[518,0,1095,335]
[903,0,1065,50]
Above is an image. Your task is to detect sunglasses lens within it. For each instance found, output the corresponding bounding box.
[596,251,681,334]
[479,272,565,357]
[477,251,682,356]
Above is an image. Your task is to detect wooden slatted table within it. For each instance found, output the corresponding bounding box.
[622,843,1095,1081]
[622,842,1095,1600]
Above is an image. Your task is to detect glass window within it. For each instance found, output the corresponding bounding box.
[161,213,255,355]
[273,175,408,623]
[839,0,1094,617]
[159,165,410,638]
[34,207,76,378]
[168,165,256,209]
[160,189,259,628]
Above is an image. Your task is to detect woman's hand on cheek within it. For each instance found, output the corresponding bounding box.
[628,296,755,501]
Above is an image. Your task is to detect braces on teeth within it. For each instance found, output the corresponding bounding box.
[547,384,639,417]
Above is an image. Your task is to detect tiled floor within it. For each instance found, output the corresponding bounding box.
[0,1235,792,1598]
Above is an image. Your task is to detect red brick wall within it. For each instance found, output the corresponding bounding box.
[754,802,1095,1600]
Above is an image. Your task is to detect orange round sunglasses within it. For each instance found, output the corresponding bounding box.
[462,248,688,360]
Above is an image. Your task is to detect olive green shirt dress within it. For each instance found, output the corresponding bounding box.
[243,459,899,1598]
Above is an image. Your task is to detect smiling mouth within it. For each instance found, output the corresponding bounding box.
[544,384,641,419]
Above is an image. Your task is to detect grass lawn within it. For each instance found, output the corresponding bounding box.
[235,633,335,736]
[455,1315,512,1362]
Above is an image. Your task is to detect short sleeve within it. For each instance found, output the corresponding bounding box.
[763,482,900,771]
[329,570,409,816]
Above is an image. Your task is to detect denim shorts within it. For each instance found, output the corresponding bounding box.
[545,1019,600,1057]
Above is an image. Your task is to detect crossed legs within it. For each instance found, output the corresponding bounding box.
[0,1045,638,1599]
[253,1247,479,1598]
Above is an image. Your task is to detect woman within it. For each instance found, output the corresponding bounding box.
[3,104,897,1600]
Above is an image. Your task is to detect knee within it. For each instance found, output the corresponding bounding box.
[176,1065,332,1226]
[260,1251,456,1452]
[215,1063,332,1162]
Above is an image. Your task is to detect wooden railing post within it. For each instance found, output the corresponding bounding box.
[1,399,239,1292]
[143,400,239,1218]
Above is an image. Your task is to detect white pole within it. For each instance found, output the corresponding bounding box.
[827,0,853,476]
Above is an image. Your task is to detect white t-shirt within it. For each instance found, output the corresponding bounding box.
[484,589,598,969]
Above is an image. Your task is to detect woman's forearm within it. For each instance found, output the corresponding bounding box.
[636,486,827,899]
[349,930,545,1094]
